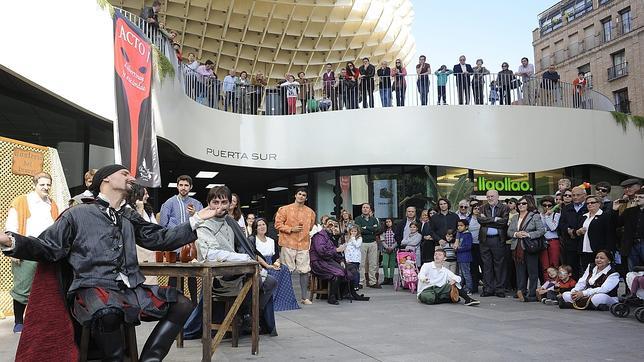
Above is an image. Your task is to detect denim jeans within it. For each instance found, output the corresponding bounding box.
[458,262,473,292]
[379,87,392,107]
[629,242,644,271]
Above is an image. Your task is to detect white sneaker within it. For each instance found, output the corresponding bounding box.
[301,299,313,305]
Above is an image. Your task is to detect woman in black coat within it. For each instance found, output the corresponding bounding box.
[575,195,614,269]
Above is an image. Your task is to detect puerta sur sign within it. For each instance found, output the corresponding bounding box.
[477,176,533,192]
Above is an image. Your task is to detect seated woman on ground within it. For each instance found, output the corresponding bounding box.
[417,249,479,306]
[559,250,619,310]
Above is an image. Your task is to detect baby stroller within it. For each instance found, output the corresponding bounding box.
[394,250,418,293]
[610,270,644,323]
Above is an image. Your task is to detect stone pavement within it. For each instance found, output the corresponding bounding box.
[1,285,642,361]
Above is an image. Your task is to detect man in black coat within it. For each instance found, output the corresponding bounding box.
[453,55,474,105]
[612,189,644,272]
[558,186,588,279]
[477,191,510,298]
[359,57,376,108]
[418,209,435,263]
[394,206,420,248]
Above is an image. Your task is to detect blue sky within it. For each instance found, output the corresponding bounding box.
[409,0,556,74]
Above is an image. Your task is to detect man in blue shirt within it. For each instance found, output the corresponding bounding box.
[160,175,203,304]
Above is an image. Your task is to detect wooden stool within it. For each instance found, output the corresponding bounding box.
[211,297,241,347]
[79,323,138,362]
[309,274,330,301]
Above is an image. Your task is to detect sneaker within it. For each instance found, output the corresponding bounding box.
[301,299,313,305]
[544,299,556,305]
[516,290,525,302]
[368,284,382,289]
[541,298,547,304]
[13,324,23,333]
[464,299,480,306]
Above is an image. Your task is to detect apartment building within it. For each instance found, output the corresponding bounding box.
[533,0,642,115]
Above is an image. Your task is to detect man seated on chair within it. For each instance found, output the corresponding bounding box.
[310,218,370,305]
[417,248,480,306]
[194,185,278,336]
[0,164,218,361]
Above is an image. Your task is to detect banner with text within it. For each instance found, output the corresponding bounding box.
[113,10,160,187]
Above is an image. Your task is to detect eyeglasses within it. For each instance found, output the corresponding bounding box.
[563,194,572,197]
[518,202,529,205]
[459,205,468,209]
[586,201,598,205]
[502,65,508,68]
[542,203,553,207]
[596,188,609,192]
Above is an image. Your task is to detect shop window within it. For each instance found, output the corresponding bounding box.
[534,169,566,196]
[314,170,336,219]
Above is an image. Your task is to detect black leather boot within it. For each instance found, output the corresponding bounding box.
[557,295,573,309]
[92,315,126,362]
[139,319,183,362]
[328,280,339,305]
[349,282,370,301]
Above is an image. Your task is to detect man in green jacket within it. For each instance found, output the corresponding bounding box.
[354,203,381,288]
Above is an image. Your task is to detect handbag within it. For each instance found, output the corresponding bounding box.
[522,236,545,254]
[510,78,522,89]
[572,295,592,310]
[450,284,460,303]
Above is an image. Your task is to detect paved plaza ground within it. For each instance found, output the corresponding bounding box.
[1,283,642,361]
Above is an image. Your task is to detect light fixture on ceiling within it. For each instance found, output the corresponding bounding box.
[168,182,177,188]
[196,171,219,178]
[206,183,225,189]
[293,182,308,186]
[188,192,196,196]
[267,186,288,192]
[241,205,250,209]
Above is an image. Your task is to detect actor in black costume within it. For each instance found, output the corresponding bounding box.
[1,164,220,361]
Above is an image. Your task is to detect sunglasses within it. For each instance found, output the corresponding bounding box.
[586,201,598,205]
[596,188,609,192]
[518,202,528,205]
[542,203,553,207]
[459,205,468,209]
[563,194,572,197]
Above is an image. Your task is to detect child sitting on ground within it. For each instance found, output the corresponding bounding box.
[545,265,576,305]
[402,257,419,293]
[538,267,559,303]
[455,219,473,294]
[440,229,457,274]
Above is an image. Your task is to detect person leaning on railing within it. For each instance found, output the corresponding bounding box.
[223,69,237,112]
[416,55,431,106]
[377,61,392,107]
[540,65,561,107]
[434,65,452,105]
[516,57,535,105]
[297,72,312,113]
[496,62,514,105]
[572,72,587,109]
[359,58,376,109]
[252,73,267,115]
[322,63,338,110]
[344,62,360,110]
[235,71,251,114]
[392,59,407,107]
[472,59,490,105]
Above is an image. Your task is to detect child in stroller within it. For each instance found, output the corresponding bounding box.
[395,250,419,293]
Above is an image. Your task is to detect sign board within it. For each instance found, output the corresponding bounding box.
[476,176,533,194]
[12,148,44,176]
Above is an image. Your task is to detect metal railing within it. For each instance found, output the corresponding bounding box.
[607,62,628,81]
[180,65,615,115]
[115,7,615,116]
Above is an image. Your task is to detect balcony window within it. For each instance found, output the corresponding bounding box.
[620,9,632,34]
[601,18,612,43]
[613,89,630,114]
[607,62,628,81]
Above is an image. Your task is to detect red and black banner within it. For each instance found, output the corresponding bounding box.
[113,11,160,187]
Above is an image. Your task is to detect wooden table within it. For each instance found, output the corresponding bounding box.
[139,261,260,361]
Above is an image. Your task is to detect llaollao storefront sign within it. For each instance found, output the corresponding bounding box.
[477,176,533,193]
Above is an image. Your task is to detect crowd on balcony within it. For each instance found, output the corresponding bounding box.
[179,53,596,115]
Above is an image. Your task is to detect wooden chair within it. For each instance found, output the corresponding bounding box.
[309,274,330,301]
[78,323,138,362]
[211,296,241,347]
